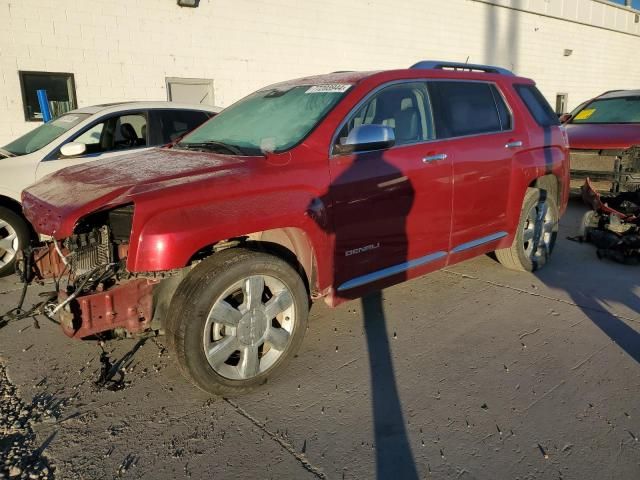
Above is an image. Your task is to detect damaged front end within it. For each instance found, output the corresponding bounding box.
[574,179,640,264]
[25,205,177,339]
[570,146,640,194]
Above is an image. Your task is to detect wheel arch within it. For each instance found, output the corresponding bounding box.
[0,195,23,216]
[0,195,36,239]
[529,174,560,206]
[190,227,319,297]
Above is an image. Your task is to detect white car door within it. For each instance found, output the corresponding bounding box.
[35,111,153,180]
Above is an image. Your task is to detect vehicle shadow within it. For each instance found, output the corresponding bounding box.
[536,200,640,363]
[311,144,419,479]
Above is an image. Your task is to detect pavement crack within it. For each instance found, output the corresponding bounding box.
[521,345,608,413]
[523,379,567,412]
[338,357,360,370]
[571,344,608,371]
[224,398,327,479]
[519,328,540,339]
[442,269,638,323]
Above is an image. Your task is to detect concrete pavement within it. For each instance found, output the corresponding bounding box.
[0,199,638,479]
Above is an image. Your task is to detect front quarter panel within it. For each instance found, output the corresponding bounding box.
[127,149,332,286]
[0,152,42,200]
[0,184,24,205]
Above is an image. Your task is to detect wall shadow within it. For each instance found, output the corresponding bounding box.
[484,0,521,72]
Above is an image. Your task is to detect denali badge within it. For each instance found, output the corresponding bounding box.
[345,243,380,257]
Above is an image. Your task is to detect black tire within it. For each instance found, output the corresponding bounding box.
[0,207,31,278]
[495,187,559,272]
[165,248,309,396]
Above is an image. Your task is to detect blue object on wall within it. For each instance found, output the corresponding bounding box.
[36,89,52,122]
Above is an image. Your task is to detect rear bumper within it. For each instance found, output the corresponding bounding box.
[58,278,159,339]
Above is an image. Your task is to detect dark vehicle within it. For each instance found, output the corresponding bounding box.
[562,90,640,193]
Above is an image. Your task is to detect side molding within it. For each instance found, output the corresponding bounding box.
[337,231,508,292]
[450,231,508,254]
[337,251,447,291]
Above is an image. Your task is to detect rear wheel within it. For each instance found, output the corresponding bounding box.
[165,248,309,396]
[495,187,559,272]
[0,207,30,278]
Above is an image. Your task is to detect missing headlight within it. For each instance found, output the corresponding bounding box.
[108,204,134,243]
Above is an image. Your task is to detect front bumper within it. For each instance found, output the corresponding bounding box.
[58,278,159,339]
[570,147,640,193]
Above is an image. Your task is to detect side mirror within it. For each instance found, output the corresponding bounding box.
[59,142,87,158]
[558,113,572,124]
[338,124,395,154]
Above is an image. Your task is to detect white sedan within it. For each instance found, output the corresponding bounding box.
[0,101,220,276]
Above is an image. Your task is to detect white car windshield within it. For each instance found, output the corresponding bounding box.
[178,84,352,155]
[2,113,90,156]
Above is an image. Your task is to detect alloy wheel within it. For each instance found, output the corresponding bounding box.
[202,274,296,380]
[522,199,555,263]
[0,219,18,268]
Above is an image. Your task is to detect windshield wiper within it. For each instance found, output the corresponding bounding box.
[177,141,245,156]
[0,148,15,158]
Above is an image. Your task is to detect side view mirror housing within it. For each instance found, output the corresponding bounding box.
[60,142,87,158]
[337,124,395,154]
[558,113,572,124]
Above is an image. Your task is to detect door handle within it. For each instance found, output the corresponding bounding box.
[505,140,523,149]
[422,153,447,163]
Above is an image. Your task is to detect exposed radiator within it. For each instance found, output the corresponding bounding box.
[570,148,640,193]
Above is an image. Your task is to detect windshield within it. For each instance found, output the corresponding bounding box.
[2,113,90,156]
[178,84,352,155]
[571,96,640,124]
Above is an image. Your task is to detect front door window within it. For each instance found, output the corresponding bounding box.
[63,112,147,157]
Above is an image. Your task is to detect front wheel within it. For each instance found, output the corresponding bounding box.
[0,207,31,278]
[165,248,309,396]
[495,187,559,272]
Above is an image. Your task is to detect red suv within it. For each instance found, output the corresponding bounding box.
[21,61,569,394]
[562,89,640,193]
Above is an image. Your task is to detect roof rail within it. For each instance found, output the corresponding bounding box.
[410,60,514,76]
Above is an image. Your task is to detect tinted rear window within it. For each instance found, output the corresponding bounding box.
[515,85,559,127]
[428,81,505,139]
[157,109,212,143]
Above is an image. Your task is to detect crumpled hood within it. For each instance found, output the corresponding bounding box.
[566,123,640,150]
[22,148,249,238]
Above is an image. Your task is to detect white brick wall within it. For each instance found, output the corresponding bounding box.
[1,0,639,143]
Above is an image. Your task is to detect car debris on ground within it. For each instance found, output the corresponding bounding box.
[568,178,640,264]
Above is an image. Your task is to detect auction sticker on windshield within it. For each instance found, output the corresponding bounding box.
[575,108,596,120]
[306,84,351,94]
